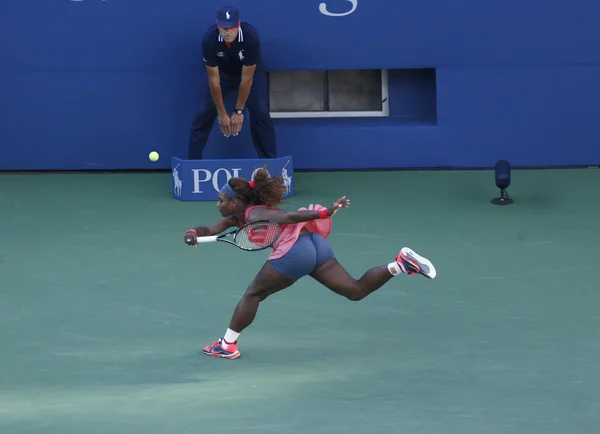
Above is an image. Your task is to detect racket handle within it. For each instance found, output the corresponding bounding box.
[194,235,219,244]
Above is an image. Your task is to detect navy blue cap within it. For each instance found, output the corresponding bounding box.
[216,6,240,28]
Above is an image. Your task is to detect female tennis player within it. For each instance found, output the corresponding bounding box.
[184,168,436,359]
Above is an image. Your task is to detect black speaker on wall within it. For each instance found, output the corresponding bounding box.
[492,160,513,205]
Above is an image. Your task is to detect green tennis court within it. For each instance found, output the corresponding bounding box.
[1,168,599,434]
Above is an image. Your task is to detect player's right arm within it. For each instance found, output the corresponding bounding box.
[184,216,238,246]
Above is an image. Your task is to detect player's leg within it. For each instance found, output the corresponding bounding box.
[202,234,317,359]
[202,262,296,359]
[227,261,297,335]
[245,69,276,158]
[309,234,436,301]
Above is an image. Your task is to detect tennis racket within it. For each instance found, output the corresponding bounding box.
[188,220,281,251]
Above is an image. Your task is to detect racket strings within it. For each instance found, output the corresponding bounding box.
[236,222,280,250]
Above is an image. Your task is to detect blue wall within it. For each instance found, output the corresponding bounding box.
[1,0,599,171]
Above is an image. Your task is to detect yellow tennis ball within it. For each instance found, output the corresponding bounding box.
[149,151,159,162]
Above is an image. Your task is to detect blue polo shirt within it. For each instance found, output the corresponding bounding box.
[201,22,263,77]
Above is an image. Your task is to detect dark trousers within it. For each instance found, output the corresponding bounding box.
[188,70,276,159]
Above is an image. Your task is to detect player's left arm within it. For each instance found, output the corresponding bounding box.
[246,197,350,224]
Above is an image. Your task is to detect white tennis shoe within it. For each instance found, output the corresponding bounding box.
[396,247,437,279]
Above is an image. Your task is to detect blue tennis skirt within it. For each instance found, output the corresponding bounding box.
[268,231,335,279]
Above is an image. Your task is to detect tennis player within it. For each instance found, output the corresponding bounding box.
[184,169,437,359]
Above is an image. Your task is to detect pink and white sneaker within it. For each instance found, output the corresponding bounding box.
[397,247,437,279]
[202,338,241,359]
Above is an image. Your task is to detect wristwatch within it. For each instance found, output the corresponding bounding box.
[234,108,244,115]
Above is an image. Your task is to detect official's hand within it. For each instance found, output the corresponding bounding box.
[218,113,232,137]
[230,113,244,136]
[328,196,351,216]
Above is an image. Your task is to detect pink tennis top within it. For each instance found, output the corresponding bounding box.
[240,204,332,260]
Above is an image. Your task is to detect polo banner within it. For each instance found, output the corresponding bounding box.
[171,156,294,201]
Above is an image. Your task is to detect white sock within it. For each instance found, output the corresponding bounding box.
[222,328,240,347]
[388,261,405,276]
